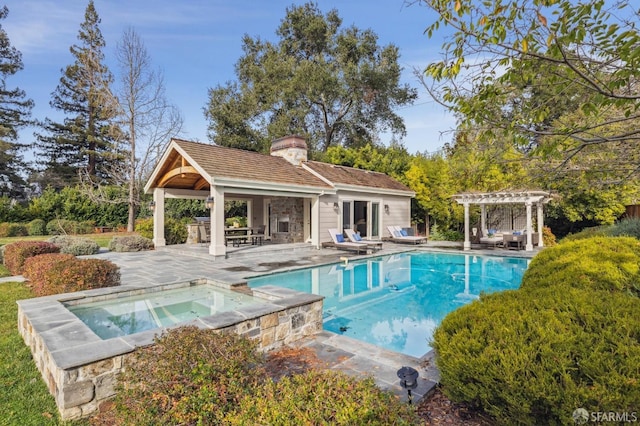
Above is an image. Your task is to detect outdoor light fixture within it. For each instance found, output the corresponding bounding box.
[333,202,339,210]
[397,366,419,404]
[205,196,214,209]
[384,204,390,214]
[149,200,156,212]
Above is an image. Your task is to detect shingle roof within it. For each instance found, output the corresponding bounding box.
[174,139,331,189]
[304,161,412,192]
[150,138,412,193]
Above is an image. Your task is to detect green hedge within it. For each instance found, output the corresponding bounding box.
[26,219,46,236]
[432,236,640,425]
[562,217,640,242]
[46,219,94,235]
[433,287,640,425]
[135,216,187,245]
[521,236,640,296]
[224,370,418,425]
[0,222,28,238]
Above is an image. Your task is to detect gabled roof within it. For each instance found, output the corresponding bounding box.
[145,138,413,196]
[303,161,412,192]
[175,139,331,188]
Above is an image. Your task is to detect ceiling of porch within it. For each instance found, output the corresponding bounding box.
[152,150,209,190]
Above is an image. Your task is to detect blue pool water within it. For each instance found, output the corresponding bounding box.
[248,251,529,357]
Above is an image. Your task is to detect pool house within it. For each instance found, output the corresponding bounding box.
[144,135,416,258]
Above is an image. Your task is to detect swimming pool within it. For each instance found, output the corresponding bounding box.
[248,251,529,357]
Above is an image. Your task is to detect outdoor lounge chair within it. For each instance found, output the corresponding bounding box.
[386,226,427,244]
[344,228,383,251]
[327,228,369,254]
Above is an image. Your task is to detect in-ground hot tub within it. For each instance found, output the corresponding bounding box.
[65,283,262,339]
[17,279,323,420]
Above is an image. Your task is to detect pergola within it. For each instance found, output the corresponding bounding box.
[452,191,553,251]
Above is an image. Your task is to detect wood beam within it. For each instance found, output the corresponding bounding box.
[157,166,200,188]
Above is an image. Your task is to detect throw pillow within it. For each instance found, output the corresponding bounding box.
[354,233,362,241]
[393,230,401,237]
[400,229,408,237]
[336,234,344,243]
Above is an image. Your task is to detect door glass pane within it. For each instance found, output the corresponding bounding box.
[372,203,379,237]
[342,201,351,231]
[354,201,367,237]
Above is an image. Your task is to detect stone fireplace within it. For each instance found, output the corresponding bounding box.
[271,197,304,243]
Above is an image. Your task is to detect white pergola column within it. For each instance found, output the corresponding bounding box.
[525,201,533,251]
[480,204,486,235]
[463,202,471,251]
[310,195,320,248]
[152,188,166,247]
[209,186,226,257]
[537,203,544,247]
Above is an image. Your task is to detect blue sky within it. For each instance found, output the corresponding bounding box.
[4,0,456,155]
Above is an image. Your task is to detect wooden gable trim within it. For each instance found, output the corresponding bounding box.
[157,165,201,188]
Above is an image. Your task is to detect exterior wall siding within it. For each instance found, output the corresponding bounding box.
[318,192,413,242]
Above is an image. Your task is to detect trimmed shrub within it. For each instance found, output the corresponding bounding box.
[22,253,76,296]
[134,217,153,239]
[609,217,640,239]
[3,241,60,275]
[0,222,28,237]
[46,219,95,235]
[47,235,100,256]
[224,370,419,425]
[432,287,640,425]
[108,235,153,252]
[563,218,640,242]
[113,327,265,425]
[7,223,28,237]
[23,254,120,296]
[165,217,189,245]
[134,216,187,245]
[27,219,47,236]
[521,236,640,296]
[561,225,608,242]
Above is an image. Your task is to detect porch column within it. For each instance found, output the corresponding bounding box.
[537,202,544,247]
[525,201,533,251]
[310,195,320,248]
[209,186,226,257]
[463,202,470,251]
[152,188,166,247]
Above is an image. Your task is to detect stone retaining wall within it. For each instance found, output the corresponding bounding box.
[17,281,323,420]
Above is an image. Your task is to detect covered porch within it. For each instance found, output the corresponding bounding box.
[452,191,553,252]
[144,139,334,258]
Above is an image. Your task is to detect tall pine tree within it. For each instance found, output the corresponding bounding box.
[0,6,33,198]
[36,0,121,189]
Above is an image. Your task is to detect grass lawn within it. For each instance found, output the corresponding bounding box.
[0,282,62,424]
[0,232,139,249]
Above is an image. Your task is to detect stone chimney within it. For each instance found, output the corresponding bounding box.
[270,135,308,166]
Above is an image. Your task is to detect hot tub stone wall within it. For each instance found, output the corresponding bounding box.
[17,283,323,420]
